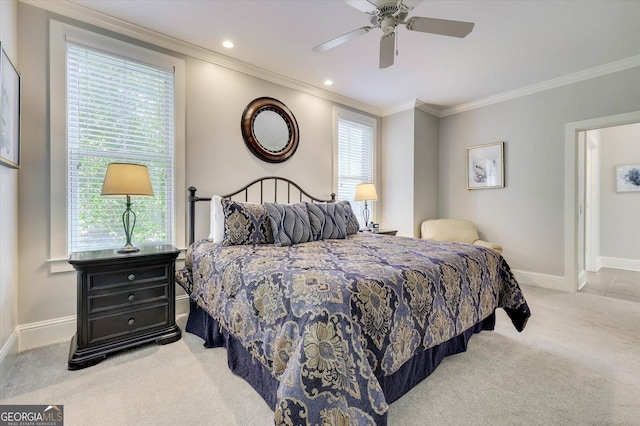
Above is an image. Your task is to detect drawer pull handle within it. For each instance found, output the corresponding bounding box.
[128,318,135,326]
[128,274,136,281]
[128,294,135,302]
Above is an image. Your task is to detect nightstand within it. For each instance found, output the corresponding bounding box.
[374,229,398,236]
[68,244,182,370]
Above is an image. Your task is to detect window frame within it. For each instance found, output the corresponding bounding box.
[332,107,378,225]
[49,20,186,273]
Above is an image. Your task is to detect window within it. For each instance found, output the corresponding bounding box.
[66,43,174,252]
[50,21,185,268]
[334,108,377,227]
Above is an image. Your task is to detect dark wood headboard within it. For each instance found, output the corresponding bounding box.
[187,176,336,245]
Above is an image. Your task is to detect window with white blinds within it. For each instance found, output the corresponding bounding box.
[67,42,175,252]
[337,112,376,227]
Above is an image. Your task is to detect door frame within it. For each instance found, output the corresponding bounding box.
[584,130,601,273]
[565,110,640,292]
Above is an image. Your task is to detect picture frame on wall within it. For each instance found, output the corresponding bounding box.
[466,141,504,189]
[0,43,21,169]
[616,164,640,192]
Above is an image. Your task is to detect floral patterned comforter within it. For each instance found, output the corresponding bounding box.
[177,233,530,425]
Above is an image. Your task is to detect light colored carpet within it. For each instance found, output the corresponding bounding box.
[2,285,640,426]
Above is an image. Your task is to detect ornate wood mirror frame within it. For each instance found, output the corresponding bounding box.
[241,97,299,163]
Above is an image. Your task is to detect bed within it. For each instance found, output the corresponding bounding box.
[176,177,530,426]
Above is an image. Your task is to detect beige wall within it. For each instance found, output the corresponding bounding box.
[185,57,337,239]
[14,0,640,349]
[381,109,414,236]
[599,123,640,261]
[18,4,70,328]
[380,108,439,238]
[413,109,439,237]
[16,3,377,332]
[0,0,19,378]
[439,67,640,278]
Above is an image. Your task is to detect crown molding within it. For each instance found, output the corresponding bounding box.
[414,100,442,118]
[381,100,441,118]
[21,0,383,117]
[440,54,640,117]
[21,0,640,120]
[381,101,416,117]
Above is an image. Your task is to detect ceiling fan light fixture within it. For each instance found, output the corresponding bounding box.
[381,16,396,34]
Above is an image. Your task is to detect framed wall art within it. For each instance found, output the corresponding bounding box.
[466,141,504,189]
[0,44,21,169]
[616,164,640,192]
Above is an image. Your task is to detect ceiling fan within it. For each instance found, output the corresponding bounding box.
[312,0,474,68]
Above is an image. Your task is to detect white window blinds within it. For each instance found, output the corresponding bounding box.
[67,42,175,252]
[337,115,375,226]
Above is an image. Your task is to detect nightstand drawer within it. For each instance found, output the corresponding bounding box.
[88,284,168,314]
[89,265,168,291]
[88,303,169,344]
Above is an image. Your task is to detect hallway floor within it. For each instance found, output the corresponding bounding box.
[580,268,640,303]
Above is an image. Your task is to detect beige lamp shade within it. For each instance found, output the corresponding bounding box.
[354,183,378,201]
[101,163,154,196]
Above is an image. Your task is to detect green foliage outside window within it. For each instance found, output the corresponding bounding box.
[68,44,174,252]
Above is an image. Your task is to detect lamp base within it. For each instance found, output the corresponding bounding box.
[117,244,140,253]
[118,198,140,254]
[361,201,371,232]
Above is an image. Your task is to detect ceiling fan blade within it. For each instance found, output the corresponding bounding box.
[406,16,474,38]
[344,0,378,14]
[313,26,372,53]
[379,32,395,68]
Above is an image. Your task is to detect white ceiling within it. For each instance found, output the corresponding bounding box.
[68,0,640,114]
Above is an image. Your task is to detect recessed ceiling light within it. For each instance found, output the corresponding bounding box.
[324,80,333,86]
[222,40,234,49]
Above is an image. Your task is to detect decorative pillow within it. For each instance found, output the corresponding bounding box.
[264,202,313,246]
[222,199,274,246]
[209,195,224,242]
[339,200,360,235]
[306,202,347,241]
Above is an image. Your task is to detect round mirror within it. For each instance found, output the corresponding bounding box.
[241,97,299,163]
[253,110,289,152]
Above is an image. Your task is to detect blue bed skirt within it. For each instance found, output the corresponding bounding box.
[186,299,496,413]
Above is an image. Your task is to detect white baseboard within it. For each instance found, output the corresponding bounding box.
[0,328,19,381]
[175,294,190,315]
[512,269,572,292]
[16,295,192,353]
[18,315,76,352]
[599,256,640,272]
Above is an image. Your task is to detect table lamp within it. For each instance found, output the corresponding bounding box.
[354,183,378,231]
[101,163,154,253]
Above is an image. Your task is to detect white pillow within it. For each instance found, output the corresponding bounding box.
[209,195,224,242]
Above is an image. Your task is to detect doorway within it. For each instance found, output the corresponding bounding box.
[577,122,640,303]
[565,110,640,294]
